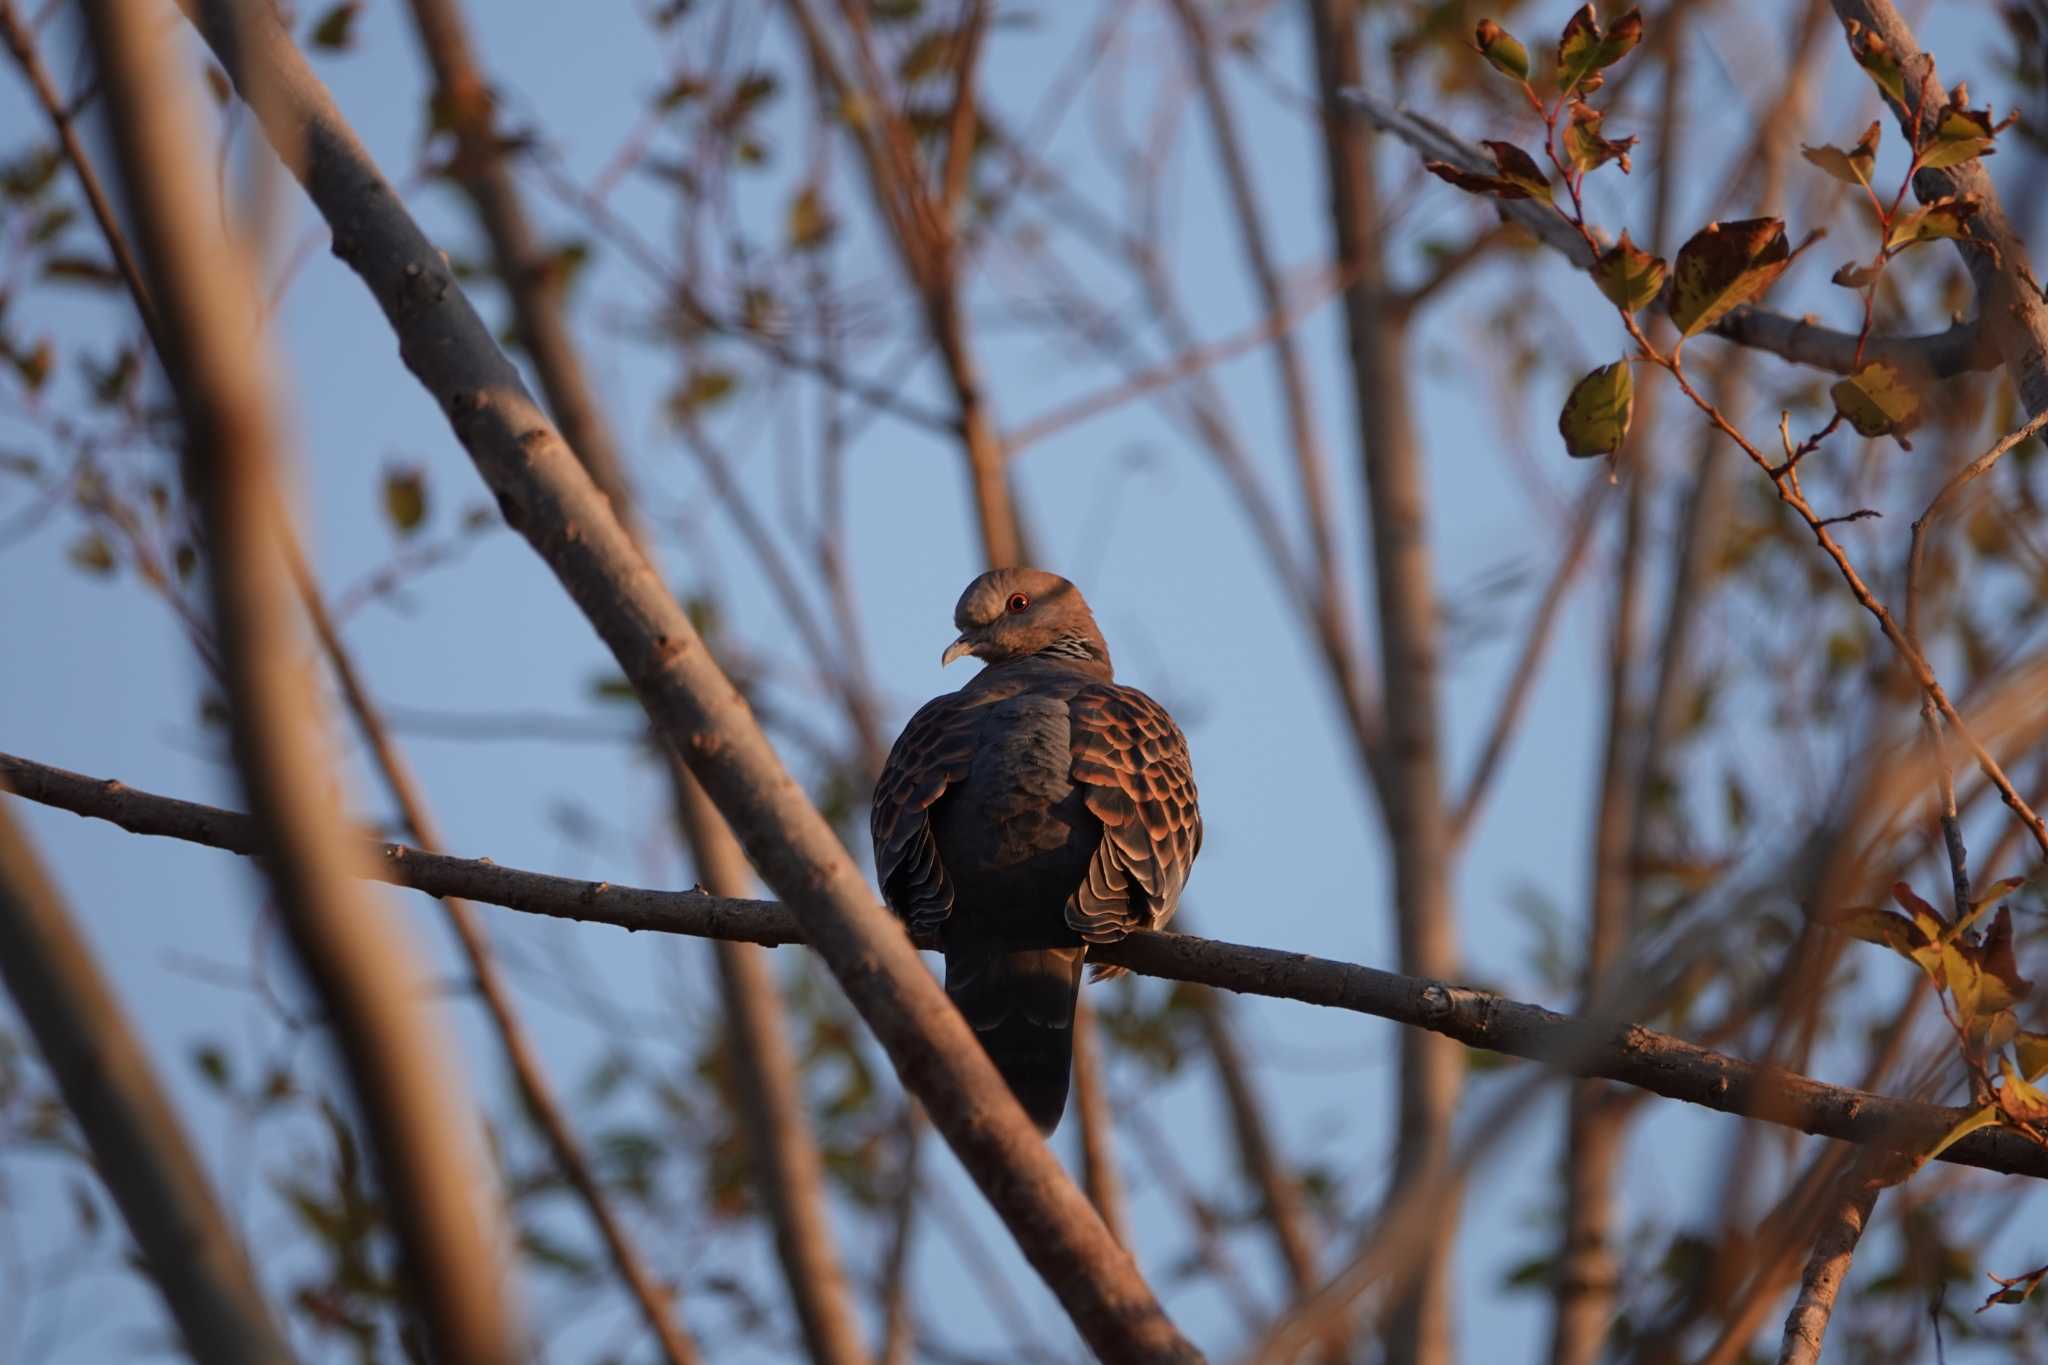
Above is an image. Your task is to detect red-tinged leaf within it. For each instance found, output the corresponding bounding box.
[1801,121,1880,188]
[1423,141,1551,203]
[1558,360,1634,458]
[1668,218,1792,338]
[1557,5,1641,95]
[1980,907,2032,1010]
[1890,881,1947,938]
[1473,19,1530,82]
[1845,20,1907,106]
[1980,1264,2048,1313]
[1564,101,1636,174]
[1592,231,1665,314]
[1999,1054,2048,1121]
[1829,360,1922,439]
[1886,195,1980,252]
[1482,140,1552,199]
[1424,161,1530,199]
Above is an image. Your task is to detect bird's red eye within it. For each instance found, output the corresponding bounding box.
[1006,592,1030,613]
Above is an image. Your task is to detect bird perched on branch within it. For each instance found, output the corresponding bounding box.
[871,568,1202,1133]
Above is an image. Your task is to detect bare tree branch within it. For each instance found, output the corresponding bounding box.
[0,798,293,1364]
[1191,990,1326,1307]
[1775,1174,1884,1365]
[1306,5,1461,1359]
[288,545,705,1365]
[13,750,2048,1184]
[1451,484,1603,841]
[169,4,1191,1356]
[1070,1003,1130,1248]
[674,771,871,1365]
[80,6,519,1359]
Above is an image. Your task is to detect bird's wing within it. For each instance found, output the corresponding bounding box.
[871,691,981,940]
[1064,683,1202,942]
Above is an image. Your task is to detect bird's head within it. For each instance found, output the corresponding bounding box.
[942,568,1112,673]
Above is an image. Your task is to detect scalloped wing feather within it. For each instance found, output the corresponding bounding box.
[1064,684,1201,950]
[870,692,981,940]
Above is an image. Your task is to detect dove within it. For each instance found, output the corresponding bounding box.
[871,569,1201,1133]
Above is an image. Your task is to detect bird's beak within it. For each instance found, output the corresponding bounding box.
[941,634,976,667]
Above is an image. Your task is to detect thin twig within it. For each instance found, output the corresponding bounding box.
[1775,1173,1885,1365]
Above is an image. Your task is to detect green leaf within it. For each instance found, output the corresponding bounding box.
[67,533,115,575]
[786,186,835,252]
[667,368,737,420]
[1886,195,1979,252]
[657,76,708,111]
[381,466,428,537]
[1829,361,1922,439]
[1801,121,1880,188]
[1592,231,1665,313]
[897,28,962,84]
[41,256,125,289]
[1920,102,1999,171]
[1845,20,1907,106]
[1924,1101,1999,1162]
[1558,360,1634,458]
[1563,101,1636,174]
[1423,141,1551,202]
[1668,217,1792,338]
[1472,19,1530,82]
[1556,6,1642,96]
[308,2,362,51]
[2015,1030,2048,1082]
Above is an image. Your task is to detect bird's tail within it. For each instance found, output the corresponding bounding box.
[943,944,1087,1135]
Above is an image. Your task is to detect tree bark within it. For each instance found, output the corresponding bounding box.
[1305,3,1460,1360]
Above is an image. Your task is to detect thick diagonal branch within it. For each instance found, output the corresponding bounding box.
[0,799,293,1364]
[395,3,866,1357]
[170,4,1191,1357]
[80,6,519,1360]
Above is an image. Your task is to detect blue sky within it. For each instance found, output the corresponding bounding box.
[2,1,2042,1360]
